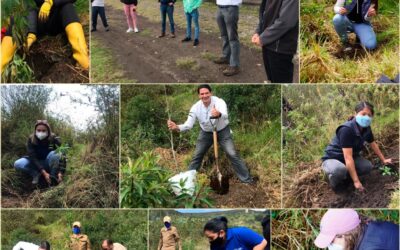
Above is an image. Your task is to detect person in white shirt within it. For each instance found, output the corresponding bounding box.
[167,84,253,183]
[91,0,110,32]
[213,0,242,77]
[13,241,50,250]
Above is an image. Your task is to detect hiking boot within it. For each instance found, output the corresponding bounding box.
[158,33,166,38]
[105,26,110,32]
[32,174,40,185]
[223,66,240,76]
[170,33,176,38]
[181,37,191,42]
[193,39,199,46]
[213,57,229,65]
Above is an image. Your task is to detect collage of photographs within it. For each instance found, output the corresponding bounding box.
[0,0,399,249]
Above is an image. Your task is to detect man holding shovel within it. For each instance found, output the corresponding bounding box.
[167,84,253,184]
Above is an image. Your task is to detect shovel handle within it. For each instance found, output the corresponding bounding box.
[213,130,218,159]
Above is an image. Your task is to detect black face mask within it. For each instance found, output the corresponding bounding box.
[210,234,224,247]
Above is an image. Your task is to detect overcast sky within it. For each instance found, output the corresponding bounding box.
[47,84,99,131]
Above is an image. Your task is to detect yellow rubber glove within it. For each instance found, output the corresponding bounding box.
[38,0,53,22]
[24,33,37,52]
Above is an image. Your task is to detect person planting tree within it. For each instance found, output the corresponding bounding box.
[14,120,65,185]
[1,0,89,74]
[167,84,253,184]
[321,101,393,193]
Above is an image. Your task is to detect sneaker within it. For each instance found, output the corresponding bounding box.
[105,26,110,32]
[193,39,199,46]
[170,33,176,38]
[181,37,191,42]
[158,33,166,38]
[134,27,139,33]
[32,174,40,185]
[213,57,229,65]
[223,66,240,76]
[126,28,134,33]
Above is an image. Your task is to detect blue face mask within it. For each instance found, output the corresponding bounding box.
[73,227,81,234]
[164,222,171,229]
[355,114,372,128]
[328,243,344,250]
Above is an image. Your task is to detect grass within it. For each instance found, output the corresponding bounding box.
[106,0,261,49]
[300,0,399,83]
[200,51,218,61]
[176,57,200,70]
[90,39,134,83]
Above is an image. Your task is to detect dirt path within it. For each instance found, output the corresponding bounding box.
[92,5,298,83]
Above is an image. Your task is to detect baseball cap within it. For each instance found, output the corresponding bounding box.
[163,216,171,223]
[314,209,360,248]
[72,221,81,228]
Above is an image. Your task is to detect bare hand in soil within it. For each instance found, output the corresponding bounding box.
[211,105,220,118]
[57,173,63,183]
[167,120,178,131]
[383,158,393,165]
[354,181,365,192]
[339,7,347,15]
[42,171,51,184]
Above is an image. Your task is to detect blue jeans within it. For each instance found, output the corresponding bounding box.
[332,14,377,50]
[185,9,199,40]
[216,6,240,67]
[14,151,61,178]
[188,126,252,183]
[160,4,175,34]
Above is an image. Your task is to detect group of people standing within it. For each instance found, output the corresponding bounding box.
[13,221,127,250]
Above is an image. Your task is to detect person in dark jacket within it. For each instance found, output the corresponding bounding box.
[314,209,399,250]
[333,0,378,51]
[14,120,64,185]
[252,0,299,83]
[158,0,175,38]
[1,0,89,73]
[321,101,392,192]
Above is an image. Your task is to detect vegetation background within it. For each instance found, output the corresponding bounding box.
[283,85,399,208]
[120,85,282,208]
[300,0,399,83]
[149,209,268,250]
[1,85,119,208]
[271,209,399,250]
[1,210,148,249]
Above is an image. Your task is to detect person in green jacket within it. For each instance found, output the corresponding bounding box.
[181,0,202,46]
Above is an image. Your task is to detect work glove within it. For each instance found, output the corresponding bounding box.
[39,0,53,22]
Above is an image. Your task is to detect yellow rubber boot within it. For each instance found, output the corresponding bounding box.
[1,36,17,74]
[25,33,37,51]
[65,22,89,69]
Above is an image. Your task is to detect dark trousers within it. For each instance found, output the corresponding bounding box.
[216,6,240,67]
[262,47,294,83]
[92,6,109,30]
[160,4,175,34]
[188,126,252,183]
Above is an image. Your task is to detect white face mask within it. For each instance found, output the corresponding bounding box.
[328,243,344,250]
[36,131,48,140]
